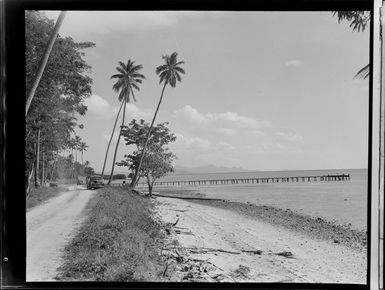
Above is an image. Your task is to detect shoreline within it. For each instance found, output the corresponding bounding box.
[154,191,367,283]
[152,187,367,252]
[188,199,367,253]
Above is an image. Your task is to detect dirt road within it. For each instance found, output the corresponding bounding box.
[156,197,367,283]
[27,186,95,281]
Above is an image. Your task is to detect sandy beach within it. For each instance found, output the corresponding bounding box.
[155,196,367,283]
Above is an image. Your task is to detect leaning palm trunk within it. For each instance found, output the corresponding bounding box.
[131,82,167,187]
[34,129,41,187]
[108,95,128,185]
[26,12,66,116]
[101,100,124,176]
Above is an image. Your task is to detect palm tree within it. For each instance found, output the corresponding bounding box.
[74,135,82,163]
[101,100,124,176]
[79,142,88,165]
[108,59,146,185]
[131,52,185,187]
[26,11,66,116]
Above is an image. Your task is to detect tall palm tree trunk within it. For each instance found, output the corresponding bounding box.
[41,150,45,186]
[34,129,41,187]
[26,11,66,116]
[81,149,84,166]
[131,82,167,187]
[101,100,124,176]
[108,96,128,185]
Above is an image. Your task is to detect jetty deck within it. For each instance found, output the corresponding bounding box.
[131,174,350,188]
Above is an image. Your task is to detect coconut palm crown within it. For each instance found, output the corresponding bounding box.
[106,59,146,184]
[155,52,185,87]
[111,59,146,102]
[130,52,185,187]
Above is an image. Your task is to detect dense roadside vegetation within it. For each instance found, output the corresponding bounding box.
[56,187,169,281]
[26,11,95,192]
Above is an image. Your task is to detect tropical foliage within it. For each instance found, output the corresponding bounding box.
[333,11,370,79]
[117,119,177,193]
[104,60,146,184]
[130,52,185,187]
[25,11,95,191]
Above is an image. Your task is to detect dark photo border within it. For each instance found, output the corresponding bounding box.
[1,0,377,289]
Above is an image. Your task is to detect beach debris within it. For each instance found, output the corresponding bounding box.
[172,218,179,227]
[175,229,194,235]
[274,251,294,258]
[242,249,263,255]
[231,264,251,279]
[187,247,241,255]
[162,263,169,277]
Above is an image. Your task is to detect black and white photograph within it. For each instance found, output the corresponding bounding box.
[22,9,373,284]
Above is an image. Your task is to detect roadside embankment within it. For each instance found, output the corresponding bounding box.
[56,187,171,281]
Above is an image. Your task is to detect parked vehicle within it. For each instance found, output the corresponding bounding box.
[86,175,105,190]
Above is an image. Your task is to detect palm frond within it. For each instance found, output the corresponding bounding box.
[156,65,168,75]
[110,74,124,79]
[354,64,370,79]
[174,67,185,74]
[132,73,146,79]
[118,61,126,70]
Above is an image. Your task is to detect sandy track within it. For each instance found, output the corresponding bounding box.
[27,186,95,281]
[156,197,366,283]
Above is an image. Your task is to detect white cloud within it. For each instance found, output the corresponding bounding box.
[173,133,211,150]
[125,103,152,120]
[173,105,271,136]
[285,59,302,67]
[84,94,152,121]
[275,131,303,142]
[84,94,113,119]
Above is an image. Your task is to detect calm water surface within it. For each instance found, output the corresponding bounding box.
[155,169,368,230]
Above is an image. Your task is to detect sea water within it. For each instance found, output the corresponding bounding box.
[156,169,368,231]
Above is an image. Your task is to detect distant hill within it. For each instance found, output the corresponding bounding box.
[173,164,253,174]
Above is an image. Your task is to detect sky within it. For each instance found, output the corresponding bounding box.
[43,11,370,172]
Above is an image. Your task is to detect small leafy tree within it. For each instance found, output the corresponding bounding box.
[117,119,177,192]
[118,145,176,195]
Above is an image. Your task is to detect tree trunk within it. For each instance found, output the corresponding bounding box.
[81,149,84,166]
[34,129,40,187]
[26,159,35,195]
[108,95,128,185]
[101,99,124,176]
[131,82,167,187]
[41,150,45,186]
[146,175,153,196]
[26,11,66,116]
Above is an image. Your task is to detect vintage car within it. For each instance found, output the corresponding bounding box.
[86,175,105,190]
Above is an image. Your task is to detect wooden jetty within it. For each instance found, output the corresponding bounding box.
[132,174,350,188]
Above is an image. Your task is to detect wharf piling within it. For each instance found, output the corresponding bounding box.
[130,173,351,188]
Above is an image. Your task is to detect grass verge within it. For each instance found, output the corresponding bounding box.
[26,186,67,210]
[56,186,168,282]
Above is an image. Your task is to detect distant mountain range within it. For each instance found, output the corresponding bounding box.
[173,164,253,174]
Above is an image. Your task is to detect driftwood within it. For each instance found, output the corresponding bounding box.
[151,193,223,201]
[172,218,179,227]
[241,250,263,255]
[274,251,294,258]
[162,263,169,277]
